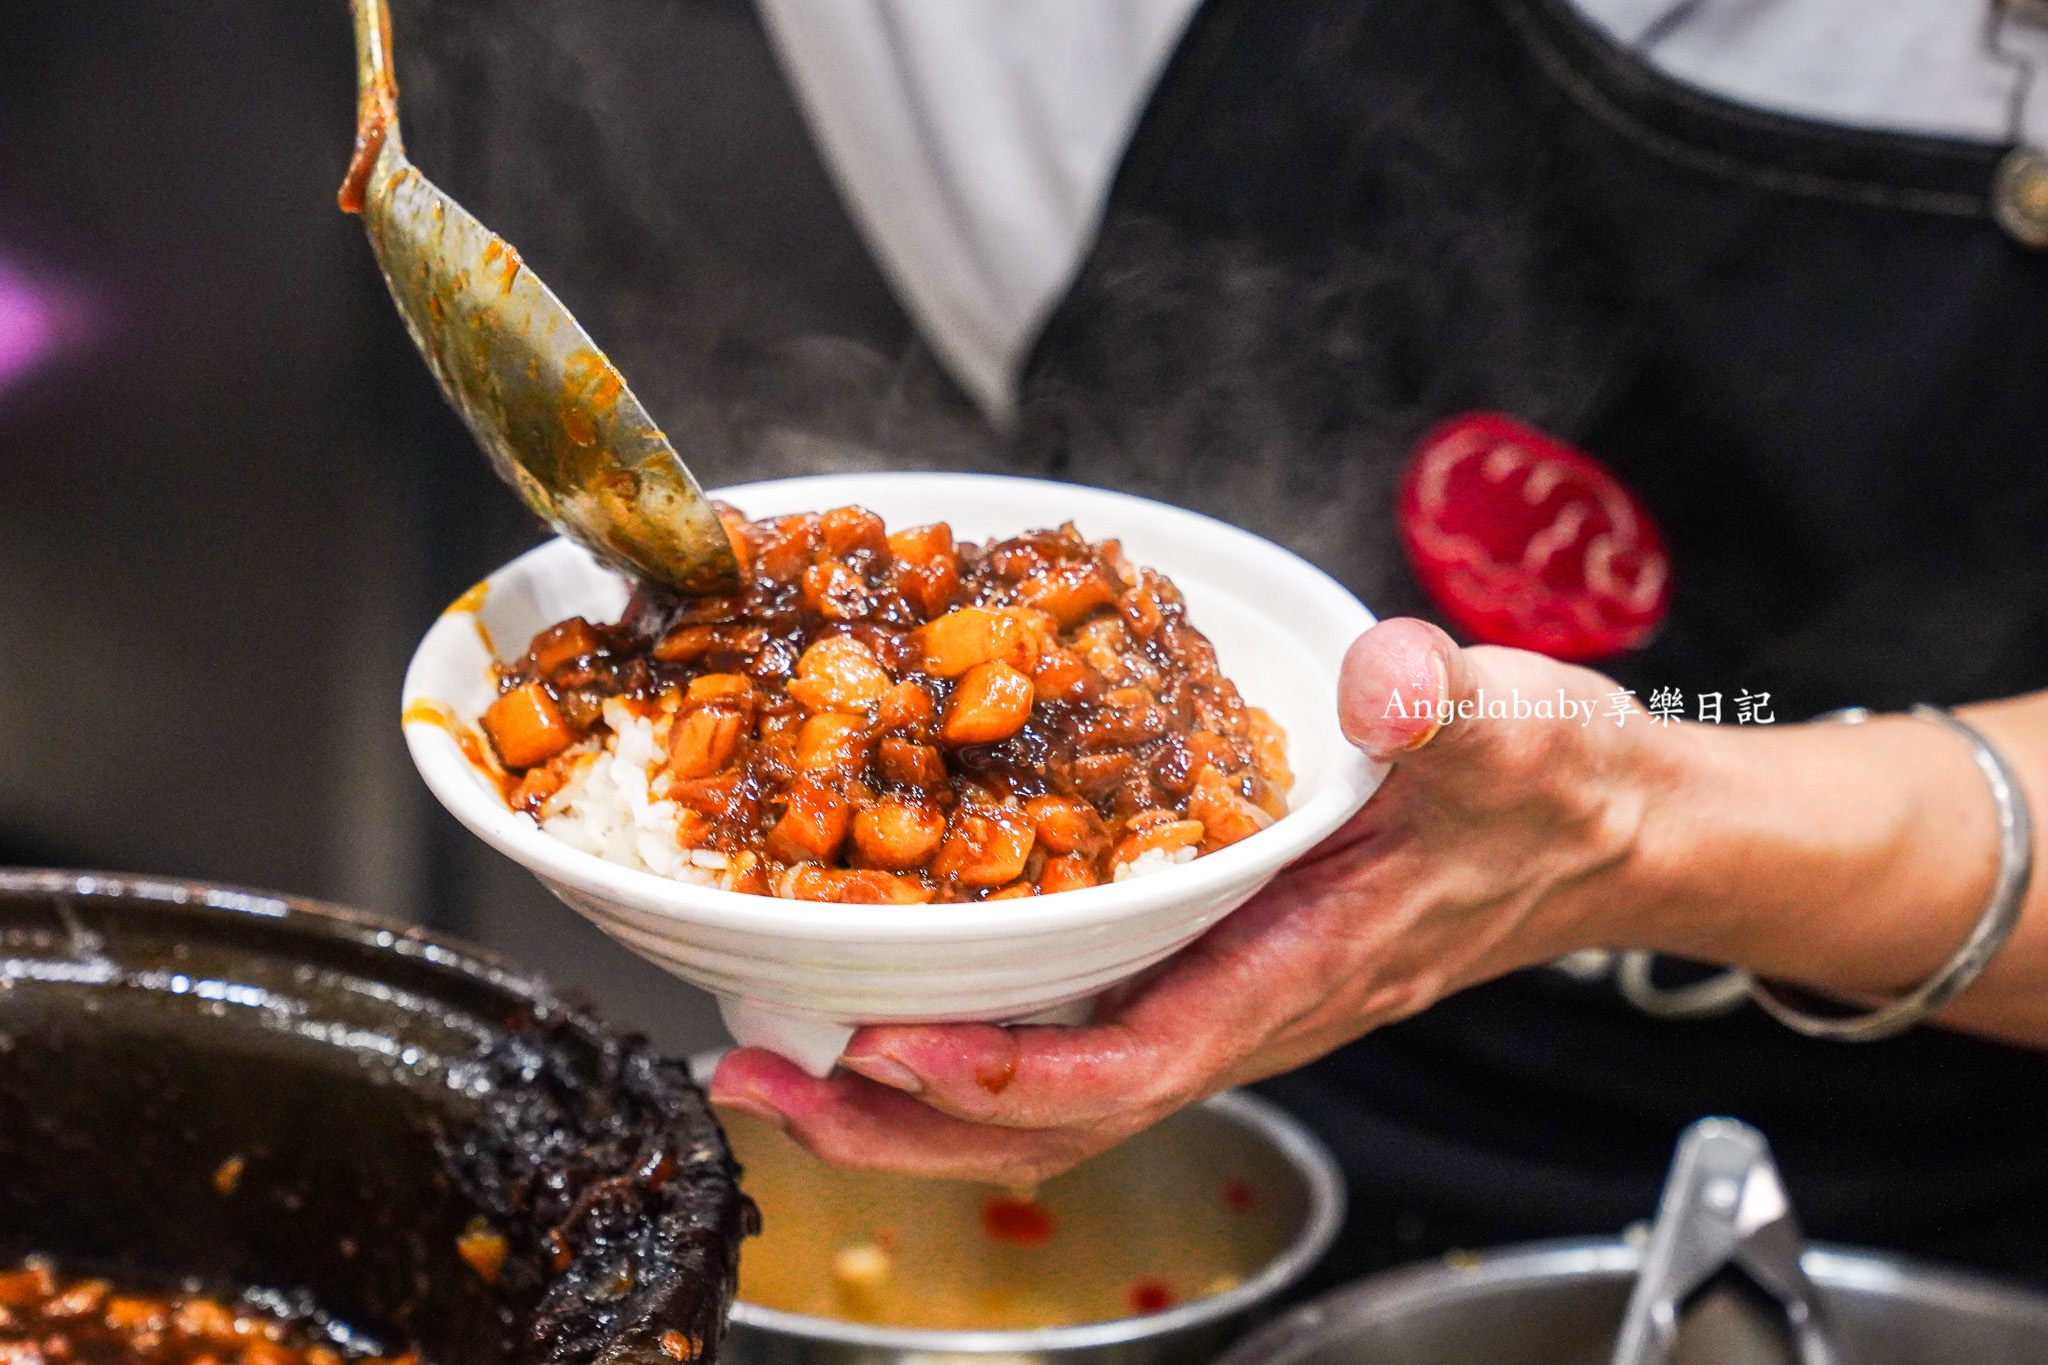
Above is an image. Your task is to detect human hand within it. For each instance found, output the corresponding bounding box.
[709,617,1667,1185]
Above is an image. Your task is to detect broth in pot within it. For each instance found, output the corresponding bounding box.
[722,1100,1314,1331]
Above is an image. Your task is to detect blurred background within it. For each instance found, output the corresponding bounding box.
[0,0,1004,1054]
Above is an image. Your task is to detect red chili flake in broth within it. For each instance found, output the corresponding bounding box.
[981,1197,1057,1247]
[1127,1279,1176,1314]
[1222,1180,1256,1210]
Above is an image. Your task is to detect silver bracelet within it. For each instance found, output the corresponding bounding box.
[1746,704,2035,1042]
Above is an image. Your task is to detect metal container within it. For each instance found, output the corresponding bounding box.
[718,1088,1345,1365]
[0,868,748,1365]
[1216,1238,2048,1365]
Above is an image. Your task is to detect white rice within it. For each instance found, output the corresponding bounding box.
[537,699,732,889]
[1112,844,1197,883]
[534,697,1193,892]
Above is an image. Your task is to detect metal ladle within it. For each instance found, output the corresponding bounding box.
[339,0,740,597]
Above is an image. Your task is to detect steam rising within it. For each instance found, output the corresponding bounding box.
[380,0,1428,626]
[385,0,1011,483]
[373,0,2048,727]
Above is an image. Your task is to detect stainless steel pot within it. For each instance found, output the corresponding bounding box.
[1214,1238,2048,1365]
[716,1088,1345,1365]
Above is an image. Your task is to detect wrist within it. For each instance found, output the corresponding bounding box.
[1616,710,1997,997]
[1541,710,1707,959]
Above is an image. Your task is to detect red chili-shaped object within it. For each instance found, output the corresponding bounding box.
[1396,413,1670,661]
[982,1196,1058,1247]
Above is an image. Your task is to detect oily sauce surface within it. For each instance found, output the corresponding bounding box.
[0,1262,409,1365]
[479,505,1292,903]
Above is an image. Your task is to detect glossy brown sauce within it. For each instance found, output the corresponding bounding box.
[494,244,522,296]
[0,1262,411,1365]
[335,111,387,215]
[338,0,399,216]
[973,1054,1017,1096]
[438,581,496,656]
[475,504,1292,904]
[402,699,513,803]
[444,581,490,616]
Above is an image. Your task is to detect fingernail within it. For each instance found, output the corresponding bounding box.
[841,1054,925,1095]
[1402,652,1451,751]
[714,1093,789,1131]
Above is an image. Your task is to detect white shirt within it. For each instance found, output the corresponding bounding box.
[756,0,2048,422]
[754,0,1195,420]
[1575,0,2048,145]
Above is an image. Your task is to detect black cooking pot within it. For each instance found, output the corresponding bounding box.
[0,869,753,1365]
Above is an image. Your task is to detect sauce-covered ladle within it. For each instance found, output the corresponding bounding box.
[339,0,740,597]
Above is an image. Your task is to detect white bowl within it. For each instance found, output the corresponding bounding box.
[402,473,1380,1075]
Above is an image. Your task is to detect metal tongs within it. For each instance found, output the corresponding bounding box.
[1611,1118,1847,1365]
[340,0,740,597]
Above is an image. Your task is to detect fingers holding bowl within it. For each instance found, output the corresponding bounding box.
[710,1045,1122,1186]
[708,898,1347,1185]
[704,616,1658,1187]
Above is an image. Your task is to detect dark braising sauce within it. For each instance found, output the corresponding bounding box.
[0,1262,409,1365]
[477,505,1292,904]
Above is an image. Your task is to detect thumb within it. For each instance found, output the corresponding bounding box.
[1335,618,1470,761]
[1337,619,1633,765]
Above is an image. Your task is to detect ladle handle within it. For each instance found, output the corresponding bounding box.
[1610,1119,1846,1365]
[340,0,403,213]
[352,0,397,119]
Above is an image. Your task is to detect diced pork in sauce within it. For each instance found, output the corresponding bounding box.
[476,505,1291,904]
[0,1260,413,1365]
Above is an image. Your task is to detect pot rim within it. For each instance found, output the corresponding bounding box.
[0,865,553,1002]
[1215,1236,2048,1365]
[724,1086,1346,1352]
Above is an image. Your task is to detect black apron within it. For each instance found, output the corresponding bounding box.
[1012,0,2048,1283]
[393,0,2048,1286]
